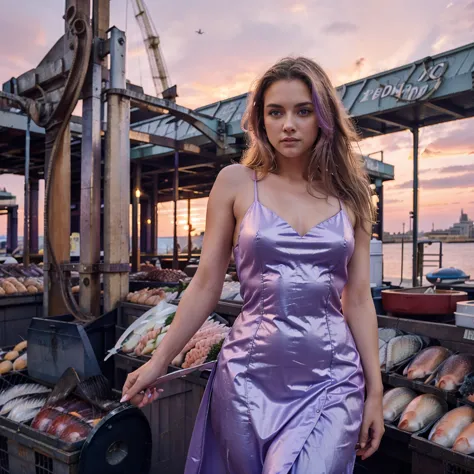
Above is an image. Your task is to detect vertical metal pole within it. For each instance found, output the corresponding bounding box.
[6,207,18,254]
[104,27,130,312]
[400,222,405,287]
[80,0,105,316]
[43,126,71,317]
[151,175,158,255]
[173,121,179,269]
[146,199,152,253]
[132,163,141,272]
[30,179,39,254]
[412,127,419,287]
[187,199,192,259]
[23,116,31,266]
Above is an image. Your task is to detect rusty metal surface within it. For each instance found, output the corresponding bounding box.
[79,0,108,317]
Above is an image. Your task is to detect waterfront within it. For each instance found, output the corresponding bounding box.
[383,241,474,286]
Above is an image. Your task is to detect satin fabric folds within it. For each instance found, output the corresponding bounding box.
[184,177,365,474]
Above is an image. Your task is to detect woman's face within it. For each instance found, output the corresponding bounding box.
[262,79,319,161]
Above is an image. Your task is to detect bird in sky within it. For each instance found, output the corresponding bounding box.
[196,29,204,35]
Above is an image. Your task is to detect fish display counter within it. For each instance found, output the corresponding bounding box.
[112,294,474,473]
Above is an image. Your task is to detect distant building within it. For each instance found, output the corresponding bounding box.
[449,209,473,238]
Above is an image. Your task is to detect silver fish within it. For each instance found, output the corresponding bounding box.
[383,387,418,422]
[386,335,423,372]
[9,407,41,423]
[403,346,452,381]
[428,354,474,391]
[7,397,47,422]
[0,393,48,416]
[429,406,474,448]
[398,394,448,433]
[0,384,51,407]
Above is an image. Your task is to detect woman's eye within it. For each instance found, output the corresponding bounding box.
[269,110,282,117]
[299,108,312,116]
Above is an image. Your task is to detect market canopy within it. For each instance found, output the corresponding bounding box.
[338,42,474,137]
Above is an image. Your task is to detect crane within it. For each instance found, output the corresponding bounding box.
[132,0,177,101]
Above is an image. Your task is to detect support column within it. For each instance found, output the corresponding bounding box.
[6,206,18,254]
[151,175,158,255]
[140,200,148,254]
[29,179,39,254]
[173,121,179,269]
[103,27,130,313]
[23,116,31,266]
[412,127,419,287]
[80,0,104,316]
[132,163,141,272]
[187,199,192,259]
[146,199,152,254]
[43,126,71,317]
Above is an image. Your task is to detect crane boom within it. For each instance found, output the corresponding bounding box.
[132,0,176,100]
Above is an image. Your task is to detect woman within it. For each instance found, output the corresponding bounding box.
[121,57,384,473]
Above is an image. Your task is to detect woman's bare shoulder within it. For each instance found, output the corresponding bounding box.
[216,163,254,187]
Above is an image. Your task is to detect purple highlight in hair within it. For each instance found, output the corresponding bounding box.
[311,87,333,136]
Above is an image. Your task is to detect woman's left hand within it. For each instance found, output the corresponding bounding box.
[356,393,385,460]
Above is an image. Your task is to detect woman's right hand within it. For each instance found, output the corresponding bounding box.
[121,360,167,408]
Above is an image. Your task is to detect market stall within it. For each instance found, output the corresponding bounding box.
[106,281,474,474]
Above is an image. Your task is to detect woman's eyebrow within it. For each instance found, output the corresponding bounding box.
[265,102,313,108]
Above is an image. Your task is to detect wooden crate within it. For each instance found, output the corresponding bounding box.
[114,353,205,474]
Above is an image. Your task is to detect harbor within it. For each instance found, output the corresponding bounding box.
[0,0,473,472]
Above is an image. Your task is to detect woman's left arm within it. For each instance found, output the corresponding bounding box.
[342,219,384,460]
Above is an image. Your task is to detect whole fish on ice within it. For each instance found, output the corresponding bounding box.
[426,354,474,392]
[398,394,448,433]
[429,406,474,447]
[382,387,417,423]
[403,346,452,381]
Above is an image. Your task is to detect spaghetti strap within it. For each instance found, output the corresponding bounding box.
[338,198,344,212]
[253,171,259,202]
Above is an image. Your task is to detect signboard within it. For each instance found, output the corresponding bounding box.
[358,62,448,104]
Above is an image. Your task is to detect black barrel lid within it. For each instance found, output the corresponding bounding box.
[79,404,152,474]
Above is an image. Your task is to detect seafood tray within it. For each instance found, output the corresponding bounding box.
[0,370,152,474]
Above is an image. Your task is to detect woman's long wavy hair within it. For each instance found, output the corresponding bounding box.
[241,56,375,228]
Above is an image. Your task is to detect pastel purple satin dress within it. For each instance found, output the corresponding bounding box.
[185,173,365,474]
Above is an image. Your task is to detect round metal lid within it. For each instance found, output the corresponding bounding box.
[79,404,152,474]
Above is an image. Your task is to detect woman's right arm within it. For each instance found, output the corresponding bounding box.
[121,166,239,406]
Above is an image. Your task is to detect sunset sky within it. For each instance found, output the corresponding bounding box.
[1,0,474,237]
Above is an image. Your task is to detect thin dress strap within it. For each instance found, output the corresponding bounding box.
[253,171,259,202]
